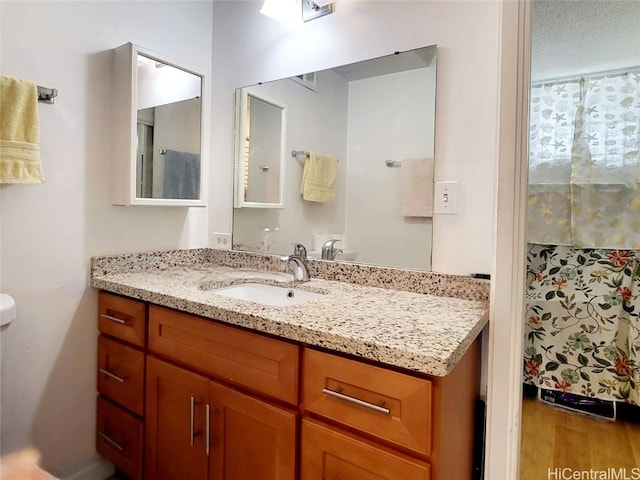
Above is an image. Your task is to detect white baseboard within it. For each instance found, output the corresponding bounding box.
[58,456,114,480]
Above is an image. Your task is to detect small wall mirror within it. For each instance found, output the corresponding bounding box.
[234,89,286,208]
[112,43,205,206]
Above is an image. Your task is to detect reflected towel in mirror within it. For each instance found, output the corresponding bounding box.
[163,149,200,199]
[299,152,337,202]
[401,158,433,217]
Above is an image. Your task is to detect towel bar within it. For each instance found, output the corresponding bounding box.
[292,150,340,162]
[37,85,57,104]
[385,160,402,167]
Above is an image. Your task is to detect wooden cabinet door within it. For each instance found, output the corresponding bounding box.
[145,356,210,480]
[209,382,297,480]
[301,419,431,480]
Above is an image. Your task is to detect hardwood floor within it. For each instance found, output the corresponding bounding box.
[520,396,640,480]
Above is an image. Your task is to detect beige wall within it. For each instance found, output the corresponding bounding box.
[1,1,525,478]
[0,1,213,477]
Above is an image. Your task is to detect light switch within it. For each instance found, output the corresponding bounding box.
[434,181,458,215]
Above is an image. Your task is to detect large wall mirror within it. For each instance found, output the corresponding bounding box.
[112,43,205,206]
[232,45,437,270]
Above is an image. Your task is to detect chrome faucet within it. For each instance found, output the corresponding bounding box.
[284,243,310,282]
[321,239,343,260]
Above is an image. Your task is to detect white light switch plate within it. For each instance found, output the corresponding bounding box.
[434,181,458,215]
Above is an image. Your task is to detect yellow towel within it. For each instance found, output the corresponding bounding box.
[0,76,45,183]
[299,152,337,202]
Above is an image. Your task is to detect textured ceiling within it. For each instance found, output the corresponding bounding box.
[531,0,640,82]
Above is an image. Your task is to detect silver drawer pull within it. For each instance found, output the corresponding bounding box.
[99,368,126,383]
[322,388,391,414]
[190,396,196,447]
[99,431,124,452]
[205,404,211,456]
[100,313,127,324]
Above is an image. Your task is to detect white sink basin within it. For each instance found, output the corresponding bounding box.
[211,283,326,307]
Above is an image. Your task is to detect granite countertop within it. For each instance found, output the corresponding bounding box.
[91,257,488,377]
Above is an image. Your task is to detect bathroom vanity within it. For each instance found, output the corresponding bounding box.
[91,248,488,480]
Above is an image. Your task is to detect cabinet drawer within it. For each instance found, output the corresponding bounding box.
[97,396,143,480]
[98,336,145,415]
[98,292,146,347]
[148,305,299,405]
[303,348,432,457]
[301,418,431,480]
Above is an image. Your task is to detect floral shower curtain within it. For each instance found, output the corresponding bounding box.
[524,244,640,404]
[525,71,640,404]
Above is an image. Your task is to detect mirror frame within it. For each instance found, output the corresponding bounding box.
[234,88,287,209]
[112,42,206,207]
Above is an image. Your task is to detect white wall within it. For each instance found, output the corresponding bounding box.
[211,0,500,276]
[345,68,434,270]
[0,1,213,476]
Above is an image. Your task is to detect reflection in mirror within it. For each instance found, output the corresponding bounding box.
[136,51,202,200]
[234,90,286,208]
[232,45,437,270]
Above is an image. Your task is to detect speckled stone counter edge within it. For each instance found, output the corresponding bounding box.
[91,247,489,304]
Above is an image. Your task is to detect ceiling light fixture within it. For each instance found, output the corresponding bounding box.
[260,0,298,22]
[302,0,334,22]
[260,0,335,22]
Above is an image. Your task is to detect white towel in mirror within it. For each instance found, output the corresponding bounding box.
[401,158,434,217]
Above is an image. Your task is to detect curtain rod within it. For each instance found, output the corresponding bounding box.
[532,65,640,87]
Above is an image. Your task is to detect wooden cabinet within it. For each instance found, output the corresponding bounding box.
[96,292,147,480]
[145,356,297,480]
[98,292,146,347]
[98,336,145,415]
[301,349,434,479]
[301,418,431,480]
[209,381,297,480]
[96,396,144,480]
[302,342,480,480]
[145,356,209,480]
[97,290,480,480]
[303,348,432,457]
[148,305,299,405]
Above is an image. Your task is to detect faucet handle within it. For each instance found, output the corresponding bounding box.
[292,243,307,259]
[322,239,341,249]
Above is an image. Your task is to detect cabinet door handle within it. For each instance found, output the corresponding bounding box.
[98,431,124,452]
[100,313,127,324]
[190,396,196,447]
[205,404,211,456]
[99,368,126,383]
[322,388,391,414]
